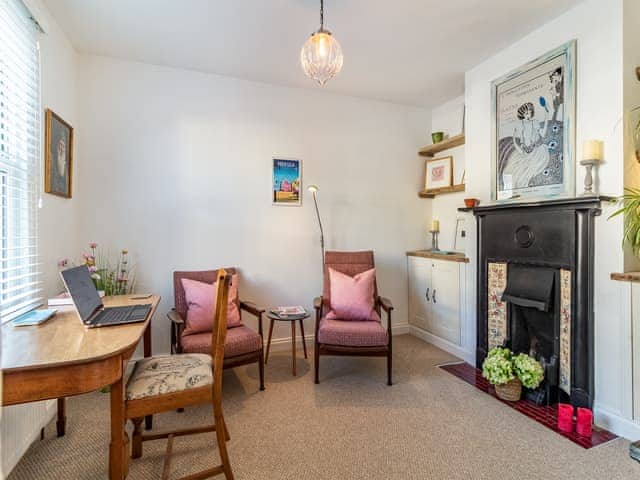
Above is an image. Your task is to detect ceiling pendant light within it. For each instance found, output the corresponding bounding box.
[300,0,343,86]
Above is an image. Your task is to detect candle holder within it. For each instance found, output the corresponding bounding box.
[580,158,600,196]
[429,230,440,252]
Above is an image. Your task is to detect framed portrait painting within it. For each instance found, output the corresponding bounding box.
[272,158,301,206]
[425,155,453,190]
[44,109,74,198]
[491,40,576,202]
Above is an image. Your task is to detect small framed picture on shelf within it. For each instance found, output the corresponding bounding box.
[424,155,453,190]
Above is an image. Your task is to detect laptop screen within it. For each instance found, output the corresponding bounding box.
[60,265,103,323]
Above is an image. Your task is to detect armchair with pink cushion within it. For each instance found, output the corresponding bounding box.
[313,251,394,385]
[169,268,265,391]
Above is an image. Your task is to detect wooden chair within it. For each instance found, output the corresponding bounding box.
[169,268,265,391]
[125,270,234,480]
[313,251,394,385]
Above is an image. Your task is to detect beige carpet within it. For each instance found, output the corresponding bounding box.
[8,335,640,480]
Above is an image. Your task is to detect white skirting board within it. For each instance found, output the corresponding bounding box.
[409,325,475,365]
[1,400,57,478]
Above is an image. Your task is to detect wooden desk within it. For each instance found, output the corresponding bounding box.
[1,295,160,480]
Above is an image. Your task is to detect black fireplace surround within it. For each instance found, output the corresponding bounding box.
[474,197,606,408]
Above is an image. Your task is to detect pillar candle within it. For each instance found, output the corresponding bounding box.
[430,219,440,232]
[576,407,593,437]
[582,139,603,161]
[557,403,574,432]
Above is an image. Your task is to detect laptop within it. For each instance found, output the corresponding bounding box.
[60,265,151,328]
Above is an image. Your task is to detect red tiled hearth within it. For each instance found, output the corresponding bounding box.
[439,362,617,449]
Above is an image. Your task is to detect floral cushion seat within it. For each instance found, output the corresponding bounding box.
[126,354,212,401]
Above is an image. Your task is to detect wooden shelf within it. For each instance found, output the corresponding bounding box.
[419,134,465,157]
[418,184,465,198]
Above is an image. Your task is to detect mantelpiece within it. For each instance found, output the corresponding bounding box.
[406,250,469,263]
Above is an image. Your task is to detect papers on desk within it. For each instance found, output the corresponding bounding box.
[275,306,306,316]
[13,308,57,327]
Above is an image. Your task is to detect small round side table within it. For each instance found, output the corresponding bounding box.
[265,310,310,376]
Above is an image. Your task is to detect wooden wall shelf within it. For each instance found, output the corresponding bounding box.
[419,134,465,157]
[418,184,465,198]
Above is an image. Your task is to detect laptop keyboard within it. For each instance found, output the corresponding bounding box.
[93,305,151,326]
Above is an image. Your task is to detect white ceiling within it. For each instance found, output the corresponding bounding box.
[42,0,582,108]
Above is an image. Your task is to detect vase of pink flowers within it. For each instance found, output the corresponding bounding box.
[59,243,135,295]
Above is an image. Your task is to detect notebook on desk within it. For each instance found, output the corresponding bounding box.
[60,265,151,328]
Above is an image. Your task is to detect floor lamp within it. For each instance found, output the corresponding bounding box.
[307,185,325,268]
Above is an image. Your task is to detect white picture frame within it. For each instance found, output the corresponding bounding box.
[272,157,302,206]
[491,40,576,202]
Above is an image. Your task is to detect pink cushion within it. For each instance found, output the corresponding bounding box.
[182,276,241,335]
[326,267,379,321]
[317,318,388,347]
[181,326,262,358]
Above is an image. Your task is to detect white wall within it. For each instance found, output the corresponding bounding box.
[1,0,80,476]
[430,96,466,252]
[461,0,634,437]
[75,55,431,355]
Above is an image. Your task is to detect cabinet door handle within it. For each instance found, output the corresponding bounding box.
[433,289,437,304]
[425,288,430,301]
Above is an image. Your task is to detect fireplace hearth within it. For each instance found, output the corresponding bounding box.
[474,197,608,408]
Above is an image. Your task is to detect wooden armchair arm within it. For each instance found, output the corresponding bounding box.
[168,309,185,354]
[313,296,323,340]
[168,309,184,324]
[240,300,264,337]
[239,300,265,317]
[379,297,394,312]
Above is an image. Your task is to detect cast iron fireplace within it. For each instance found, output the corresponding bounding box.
[474,197,606,408]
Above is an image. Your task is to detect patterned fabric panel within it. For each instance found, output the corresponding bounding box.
[126,354,212,401]
[182,325,262,358]
[487,262,508,350]
[559,269,571,395]
[318,318,388,347]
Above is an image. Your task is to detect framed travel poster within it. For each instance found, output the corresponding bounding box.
[44,109,74,198]
[425,156,452,190]
[272,158,301,206]
[491,40,576,201]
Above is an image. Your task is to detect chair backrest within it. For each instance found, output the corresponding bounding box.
[322,251,378,309]
[212,269,231,395]
[173,268,239,319]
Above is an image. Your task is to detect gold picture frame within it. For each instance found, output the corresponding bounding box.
[44,109,74,198]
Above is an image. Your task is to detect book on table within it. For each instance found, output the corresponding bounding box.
[48,290,105,306]
[272,306,306,317]
[13,308,57,327]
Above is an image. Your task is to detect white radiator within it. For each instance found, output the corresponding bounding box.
[1,400,56,478]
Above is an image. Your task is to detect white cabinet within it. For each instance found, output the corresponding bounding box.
[408,255,463,346]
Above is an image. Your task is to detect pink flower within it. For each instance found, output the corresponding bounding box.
[57,258,68,268]
[88,266,97,273]
[89,242,98,249]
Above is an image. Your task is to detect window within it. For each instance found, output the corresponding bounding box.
[0,0,42,323]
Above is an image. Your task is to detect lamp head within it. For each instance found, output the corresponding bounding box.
[307,184,319,193]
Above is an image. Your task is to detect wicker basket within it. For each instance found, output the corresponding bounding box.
[495,377,522,402]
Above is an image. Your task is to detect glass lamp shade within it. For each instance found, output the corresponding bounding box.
[300,30,343,86]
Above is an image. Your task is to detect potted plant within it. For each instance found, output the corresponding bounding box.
[482,347,544,401]
[609,188,640,254]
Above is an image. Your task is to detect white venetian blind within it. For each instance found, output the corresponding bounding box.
[0,0,42,323]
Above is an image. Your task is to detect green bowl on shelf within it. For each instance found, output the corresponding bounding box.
[431,131,444,144]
